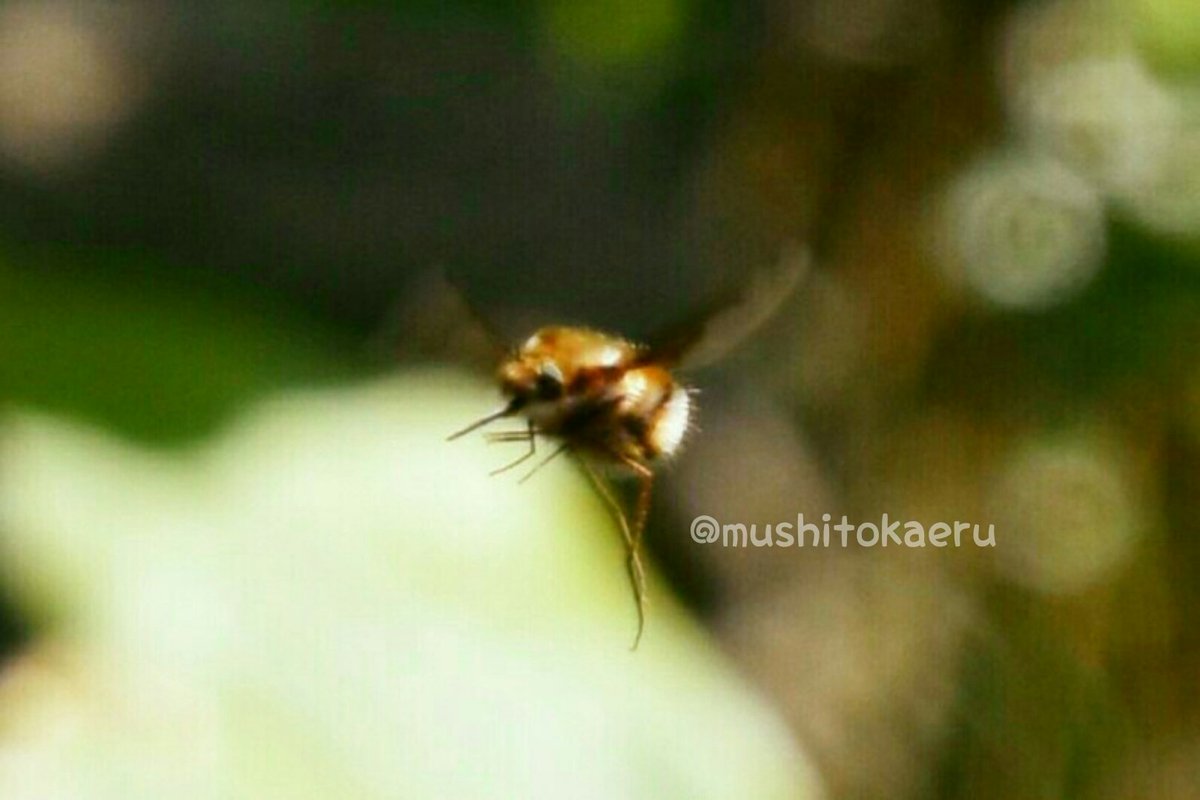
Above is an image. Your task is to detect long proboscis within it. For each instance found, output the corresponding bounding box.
[445,400,521,441]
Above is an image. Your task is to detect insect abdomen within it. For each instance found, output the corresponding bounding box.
[613,367,691,462]
[645,383,691,459]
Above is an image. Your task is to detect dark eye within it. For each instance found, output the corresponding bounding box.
[535,363,563,399]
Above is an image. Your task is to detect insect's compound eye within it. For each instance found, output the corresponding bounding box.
[534,362,564,400]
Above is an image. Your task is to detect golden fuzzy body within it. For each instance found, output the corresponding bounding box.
[497,326,692,467]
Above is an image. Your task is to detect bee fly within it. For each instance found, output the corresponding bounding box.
[447,244,809,649]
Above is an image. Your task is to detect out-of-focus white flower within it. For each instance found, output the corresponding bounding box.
[998,0,1200,244]
[1117,113,1200,242]
[1011,56,1182,195]
[935,150,1106,310]
[0,374,823,800]
[986,431,1143,594]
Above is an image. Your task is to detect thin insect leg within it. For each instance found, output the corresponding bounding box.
[582,460,650,650]
[517,442,570,484]
[484,430,534,443]
[622,459,654,651]
[489,420,538,476]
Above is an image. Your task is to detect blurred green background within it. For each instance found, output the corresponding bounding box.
[0,0,1197,797]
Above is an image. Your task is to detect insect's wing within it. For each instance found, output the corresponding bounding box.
[644,242,811,371]
[372,268,510,372]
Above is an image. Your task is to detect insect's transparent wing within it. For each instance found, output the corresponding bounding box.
[644,242,811,371]
[371,267,510,372]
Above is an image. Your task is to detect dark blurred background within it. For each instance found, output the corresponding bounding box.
[0,0,1198,797]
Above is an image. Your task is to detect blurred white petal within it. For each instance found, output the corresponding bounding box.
[0,374,823,799]
[935,150,1105,309]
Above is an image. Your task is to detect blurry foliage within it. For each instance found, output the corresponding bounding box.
[1132,0,1200,74]
[540,0,687,70]
[0,244,360,443]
